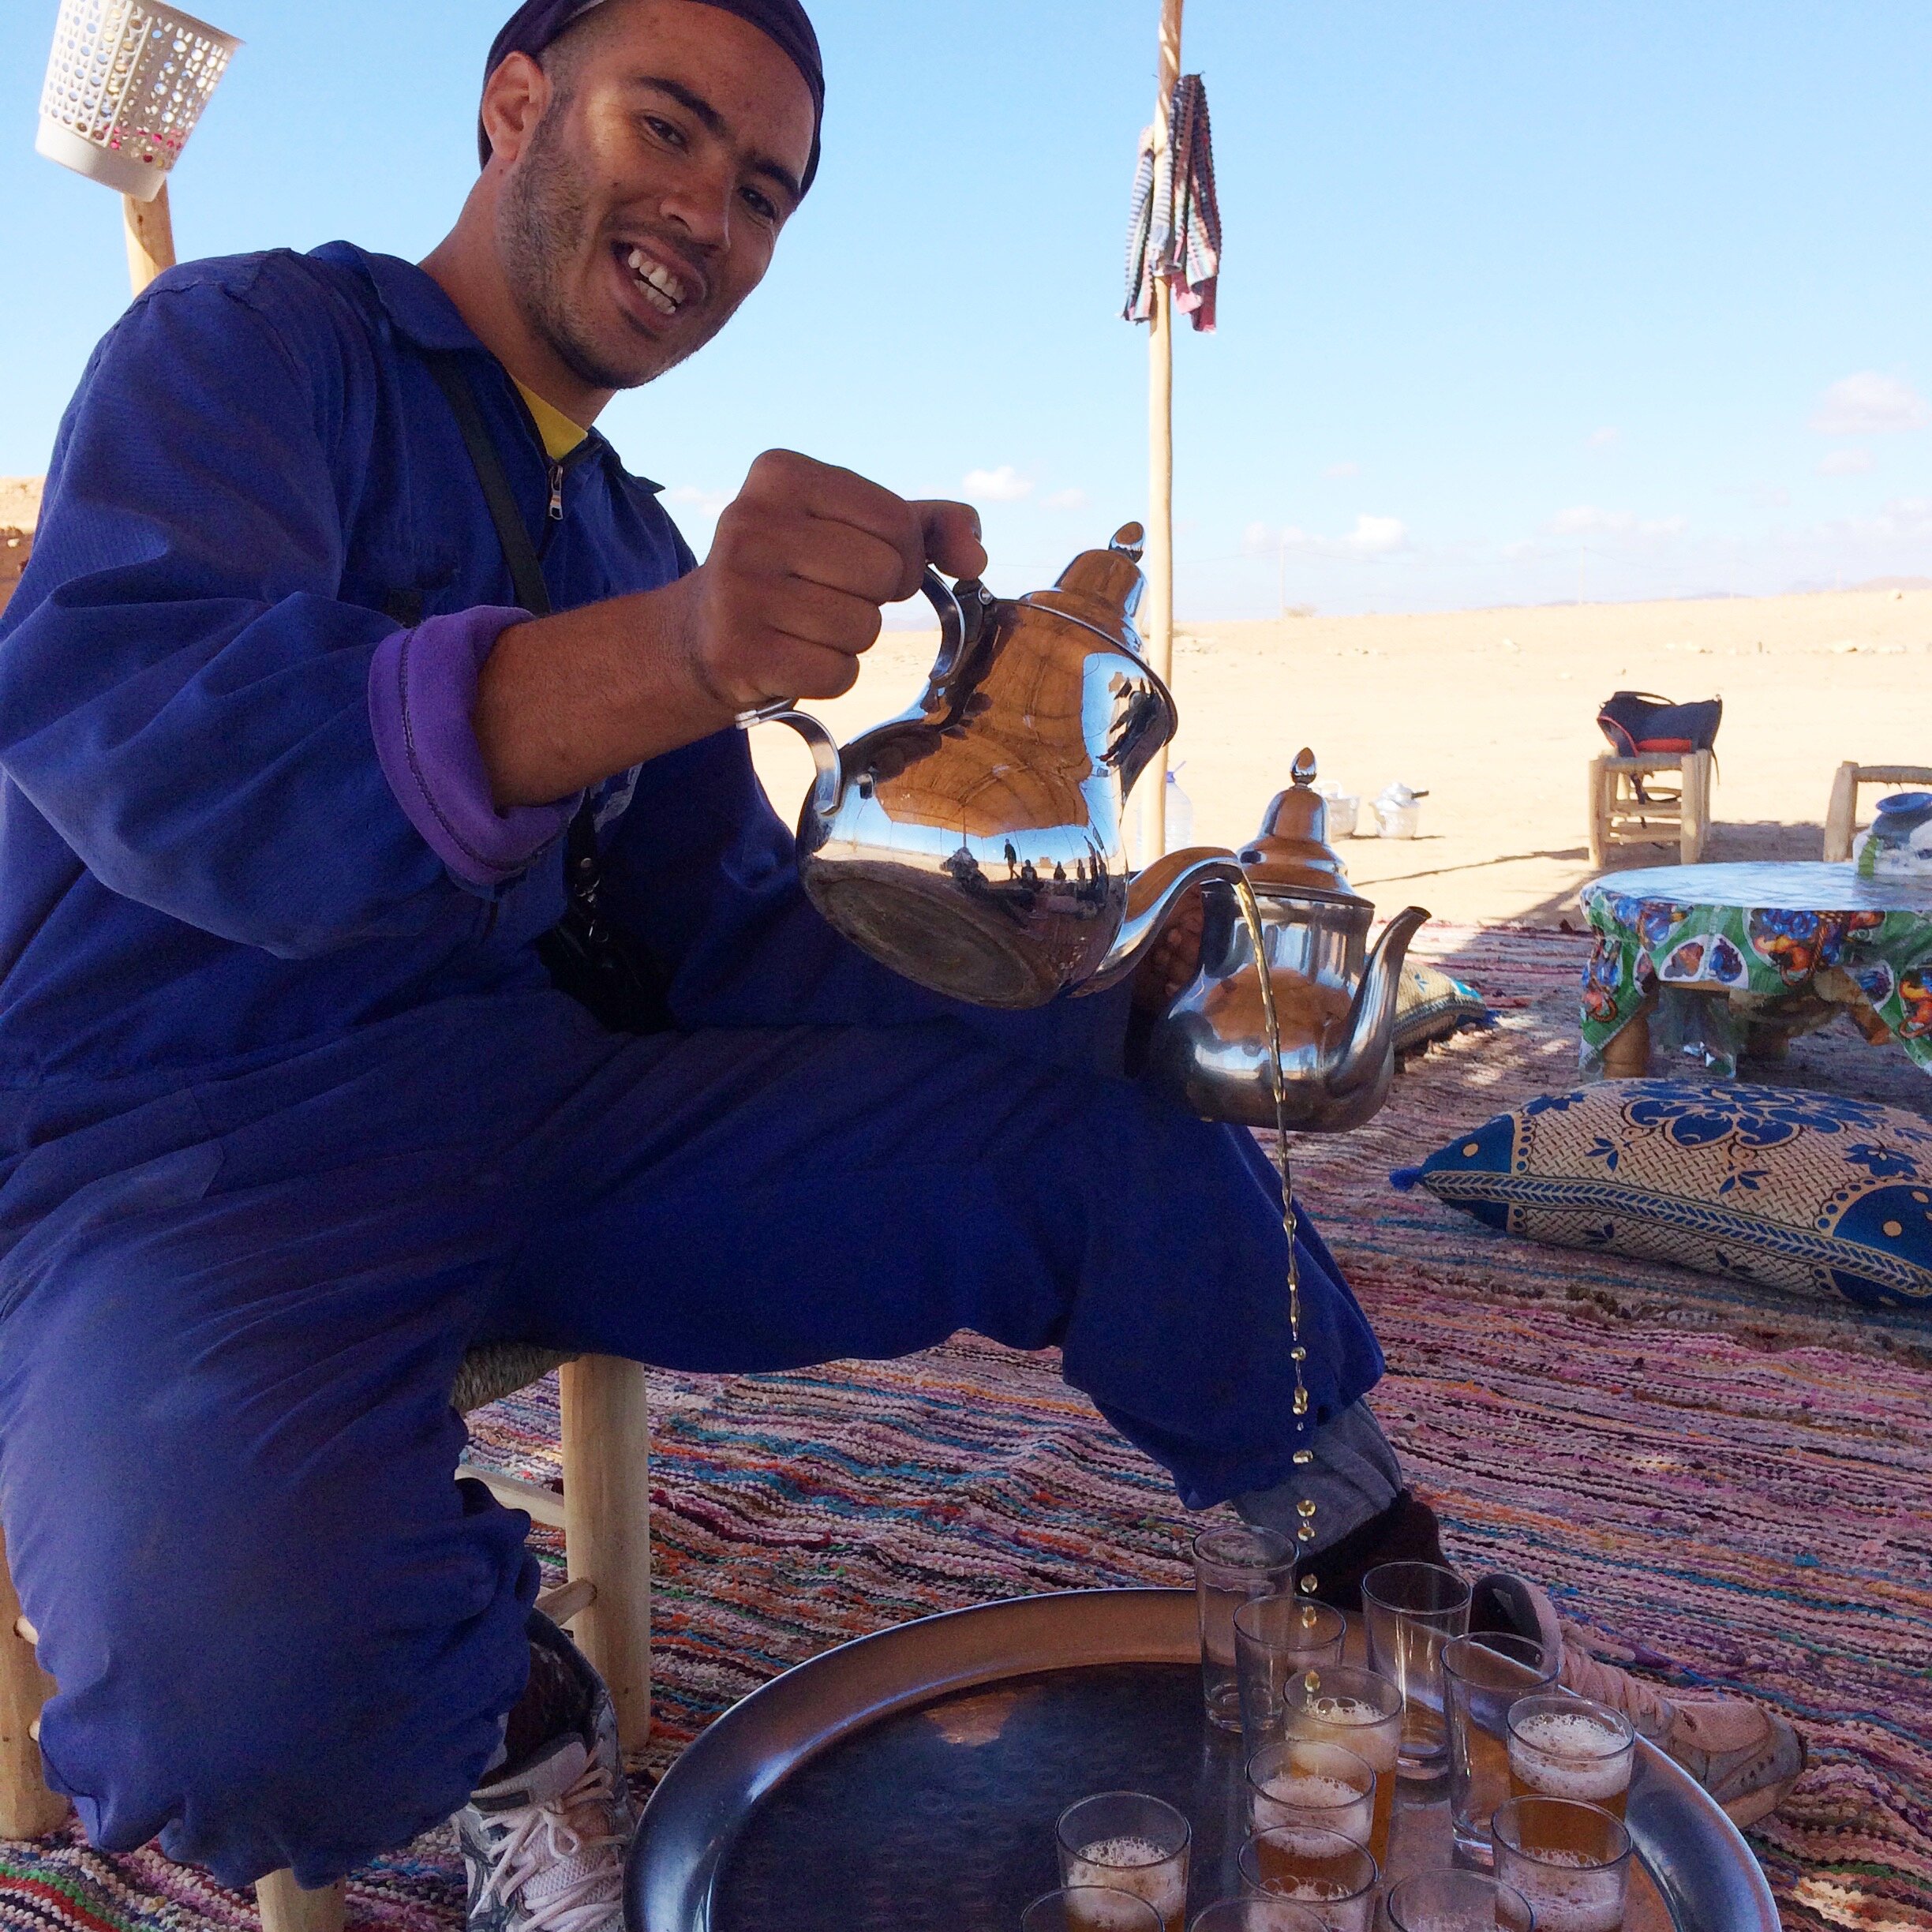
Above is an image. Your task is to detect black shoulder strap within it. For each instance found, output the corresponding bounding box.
[422,350,553,619]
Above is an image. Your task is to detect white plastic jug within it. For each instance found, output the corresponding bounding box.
[1163,766,1196,853]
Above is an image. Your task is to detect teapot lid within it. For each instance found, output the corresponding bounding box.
[1016,523,1151,657]
[1240,748,1354,894]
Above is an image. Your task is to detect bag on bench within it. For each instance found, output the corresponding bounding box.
[1596,691,1723,758]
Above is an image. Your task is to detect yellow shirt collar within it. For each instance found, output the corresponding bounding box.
[514,381,590,462]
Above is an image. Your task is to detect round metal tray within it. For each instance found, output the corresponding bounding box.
[628,1588,1777,1931]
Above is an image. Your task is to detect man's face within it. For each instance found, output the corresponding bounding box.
[492,0,815,393]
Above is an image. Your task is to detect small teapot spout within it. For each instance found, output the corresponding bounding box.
[1325,904,1431,1096]
[1080,845,1250,994]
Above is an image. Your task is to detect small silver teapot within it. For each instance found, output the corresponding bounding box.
[1139,752,1430,1130]
[741,525,1245,1009]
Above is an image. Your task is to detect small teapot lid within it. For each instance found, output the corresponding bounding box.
[1240,748,1354,893]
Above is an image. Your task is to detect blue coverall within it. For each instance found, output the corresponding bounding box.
[0,245,1383,1886]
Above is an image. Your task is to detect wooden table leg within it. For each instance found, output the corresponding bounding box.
[1600,999,1654,1078]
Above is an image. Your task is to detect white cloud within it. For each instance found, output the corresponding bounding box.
[1341,513,1409,555]
[666,485,732,515]
[1248,514,1410,559]
[1323,460,1361,479]
[1586,427,1621,447]
[1818,447,1874,476]
[1810,372,1928,436]
[1043,486,1088,511]
[961,465,1033,502]
[1546,504,1686,539]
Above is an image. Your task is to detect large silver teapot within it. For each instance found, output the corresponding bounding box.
[741,525,1245,1009]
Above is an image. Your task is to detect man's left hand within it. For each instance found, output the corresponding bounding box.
[1133,886,1204,1013]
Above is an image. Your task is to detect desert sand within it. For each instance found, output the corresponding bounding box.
[748,584,1932,928]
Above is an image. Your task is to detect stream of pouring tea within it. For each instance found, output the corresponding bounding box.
[1229,877,1320,1595]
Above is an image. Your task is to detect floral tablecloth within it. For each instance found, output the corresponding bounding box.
[1580,861,1932,1079]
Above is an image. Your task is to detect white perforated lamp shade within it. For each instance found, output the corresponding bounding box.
[36,0,238,201]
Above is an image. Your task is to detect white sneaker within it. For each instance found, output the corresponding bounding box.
[1472,1571,1806,1829]
[457,1623,633,1932]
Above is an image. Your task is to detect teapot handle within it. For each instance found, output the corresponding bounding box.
[734,570,966,732]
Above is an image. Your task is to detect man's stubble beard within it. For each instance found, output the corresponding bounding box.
[500,105,713,394]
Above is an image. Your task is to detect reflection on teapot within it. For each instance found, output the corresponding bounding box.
[1140,751,1429,1130]
[740,526,1245,1009]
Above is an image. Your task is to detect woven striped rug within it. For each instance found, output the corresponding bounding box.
[2,923,1926,1929]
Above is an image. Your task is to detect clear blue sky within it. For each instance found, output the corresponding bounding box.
[3,1,1929,615]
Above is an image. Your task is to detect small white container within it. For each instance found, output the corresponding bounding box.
[37,0,240,202]
[1372,782,1427,840]
[1316,782,1361,839]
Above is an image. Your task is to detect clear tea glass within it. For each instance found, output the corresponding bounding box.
[1441,1629,1560,1857]
[1188,1901,1325,1932]
[1507,1694,1636,1818]
[1236,1826,1377,1932]
[1233,1596,1346,1748]
[1275,1663,1402,1865]
[1244,1738,1375,1850]
[1383,1870,1534,1932]
[1492,1793,1634,1932]
[1360,1559,1471,1777]
[1023,1888,1165,1932]
[1057,1792,1193,1932]
[1193,1524,1297,1731]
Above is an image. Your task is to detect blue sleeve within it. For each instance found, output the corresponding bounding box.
[0,271,465,958]
[599,728,1136,1079]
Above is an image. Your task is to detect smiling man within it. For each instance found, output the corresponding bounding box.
[0,0,1799,1920]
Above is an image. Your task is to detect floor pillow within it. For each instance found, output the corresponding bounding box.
[1391,1079,1932,1312]
[1394,962,1492,1059]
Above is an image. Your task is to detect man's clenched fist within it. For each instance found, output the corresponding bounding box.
[474,451,986,809]
[677,451,987,714]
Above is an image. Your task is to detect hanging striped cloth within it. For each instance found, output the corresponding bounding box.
[1123,74,1222,331]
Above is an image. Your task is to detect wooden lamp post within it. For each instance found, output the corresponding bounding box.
[1143,0,1184,859]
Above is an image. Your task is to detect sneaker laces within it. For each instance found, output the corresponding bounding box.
[1556,1619,1677,1739]
[478,1757,626,1932]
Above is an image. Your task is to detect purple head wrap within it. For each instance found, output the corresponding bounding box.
[479,0,822,191]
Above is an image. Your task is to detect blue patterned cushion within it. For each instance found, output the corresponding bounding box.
[1394,962,1491,1058]
[1392,1080,1932,1312]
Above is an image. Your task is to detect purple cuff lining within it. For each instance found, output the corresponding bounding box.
[369,607,581,889]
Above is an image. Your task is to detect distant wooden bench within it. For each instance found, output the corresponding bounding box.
[1822,762,1932,862]
[1588,751,1713,867]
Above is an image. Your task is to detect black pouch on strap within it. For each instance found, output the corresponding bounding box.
[423,351,672,1035]
[1596,690,1723,757]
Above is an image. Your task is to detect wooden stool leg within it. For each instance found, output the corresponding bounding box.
[255,1871,345,1932]
[1822,760,1859,863]
[0,1527,69,1840]
[1587,756,1611,868]
[1601,998,1655,1079]
[560,1357,651,1750]
[1680,751,1712,863]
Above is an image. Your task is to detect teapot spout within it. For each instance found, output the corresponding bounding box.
[1080,846,1249,995]
[1325,904,1431,1096]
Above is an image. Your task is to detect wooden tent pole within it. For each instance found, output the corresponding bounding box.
[123,183,176,296]
[1144,0,1184,860]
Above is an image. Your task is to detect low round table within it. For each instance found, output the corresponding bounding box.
[1579,861,1932,1080]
